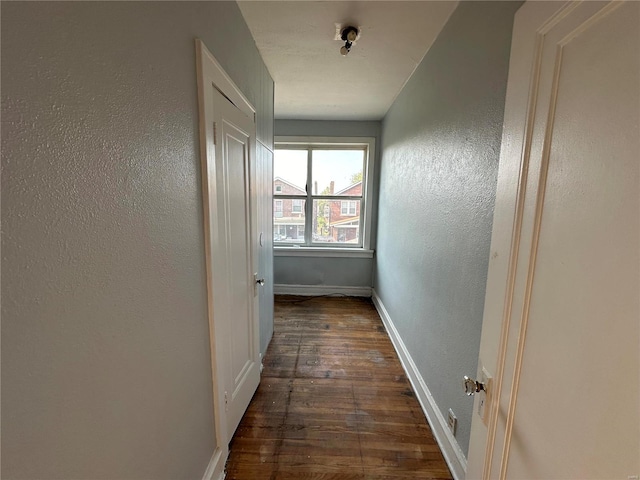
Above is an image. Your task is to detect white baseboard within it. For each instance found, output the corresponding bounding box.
[202,447,226,480]
[274,284,372,297]
[371,289,467,480]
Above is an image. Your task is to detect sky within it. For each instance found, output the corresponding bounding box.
[274,149,364,194]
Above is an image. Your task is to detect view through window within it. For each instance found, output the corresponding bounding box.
[274,143,367,247]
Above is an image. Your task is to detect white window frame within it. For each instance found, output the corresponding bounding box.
[340,200,357,216]
[273,136,375,255]
[292,199,303,213]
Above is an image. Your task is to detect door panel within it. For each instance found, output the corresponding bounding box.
[467,2,639,478]
[507,3,639,477]
[212,88,260,441]
[223,133,252,388]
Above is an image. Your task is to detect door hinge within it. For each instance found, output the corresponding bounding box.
[224,391,228,411]
[213,121,217,145]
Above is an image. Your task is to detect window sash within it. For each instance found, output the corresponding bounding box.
[274,139,373,249]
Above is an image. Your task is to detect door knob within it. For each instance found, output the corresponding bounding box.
[256,278,265,286]
[463,375,486,396]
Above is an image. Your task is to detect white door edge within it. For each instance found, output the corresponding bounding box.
[196,39,255,119]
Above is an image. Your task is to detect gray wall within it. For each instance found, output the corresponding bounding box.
[257,144,275,355]
[374,1,521,457]
[273,120,381,288]
[274,256,374,287]
[1,2,273,478]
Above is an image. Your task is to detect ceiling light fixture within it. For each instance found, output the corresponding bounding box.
[340,26,359,56]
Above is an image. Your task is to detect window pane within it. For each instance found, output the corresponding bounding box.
[274,149,307,195]
[311,150,364,196]
[274,199,306,243]
[311,199,360,244]
[274,199,283,218]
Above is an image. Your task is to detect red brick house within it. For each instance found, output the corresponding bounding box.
[273,177,305,241]
[274,177,362,244]
[327,182,361,243]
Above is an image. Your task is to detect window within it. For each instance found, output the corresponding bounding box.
[274,199,283,218]
[341,201,357,216]
[273,137,375,249]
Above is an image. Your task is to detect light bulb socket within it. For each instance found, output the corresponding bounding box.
[339,26,358,56]
[340,26,358,43]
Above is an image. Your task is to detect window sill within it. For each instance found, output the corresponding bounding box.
[274,247,374,259]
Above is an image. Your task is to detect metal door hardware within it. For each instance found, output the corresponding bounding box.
[463,375,486,396]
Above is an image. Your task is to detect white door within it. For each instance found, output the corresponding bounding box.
[466,2,639,479]
[211,86,260,439]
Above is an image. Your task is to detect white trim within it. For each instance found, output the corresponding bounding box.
[274,247,374,258]
[371,289,467,480]
[202,448,226,480]
[196,37,228,464]
[196,39,255,119]
[274,284,372,297]
[276,135,372,146]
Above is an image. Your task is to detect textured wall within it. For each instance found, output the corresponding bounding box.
[1,2,273,478]
[274,256,373,287]
[273,120,381,288]
[374,1,521,457]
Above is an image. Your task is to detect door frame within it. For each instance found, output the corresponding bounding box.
[195,38,257,480]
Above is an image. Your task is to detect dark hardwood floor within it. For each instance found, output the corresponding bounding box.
[225,295,453,480]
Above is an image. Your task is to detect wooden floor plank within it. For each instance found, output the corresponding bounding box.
[225,296,452,480]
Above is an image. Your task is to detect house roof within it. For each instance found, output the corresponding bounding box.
[330,216,360,227]
[335,181,361,196]
[274,176,305,194]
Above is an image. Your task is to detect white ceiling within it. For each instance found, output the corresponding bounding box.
[238,1,458,121]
